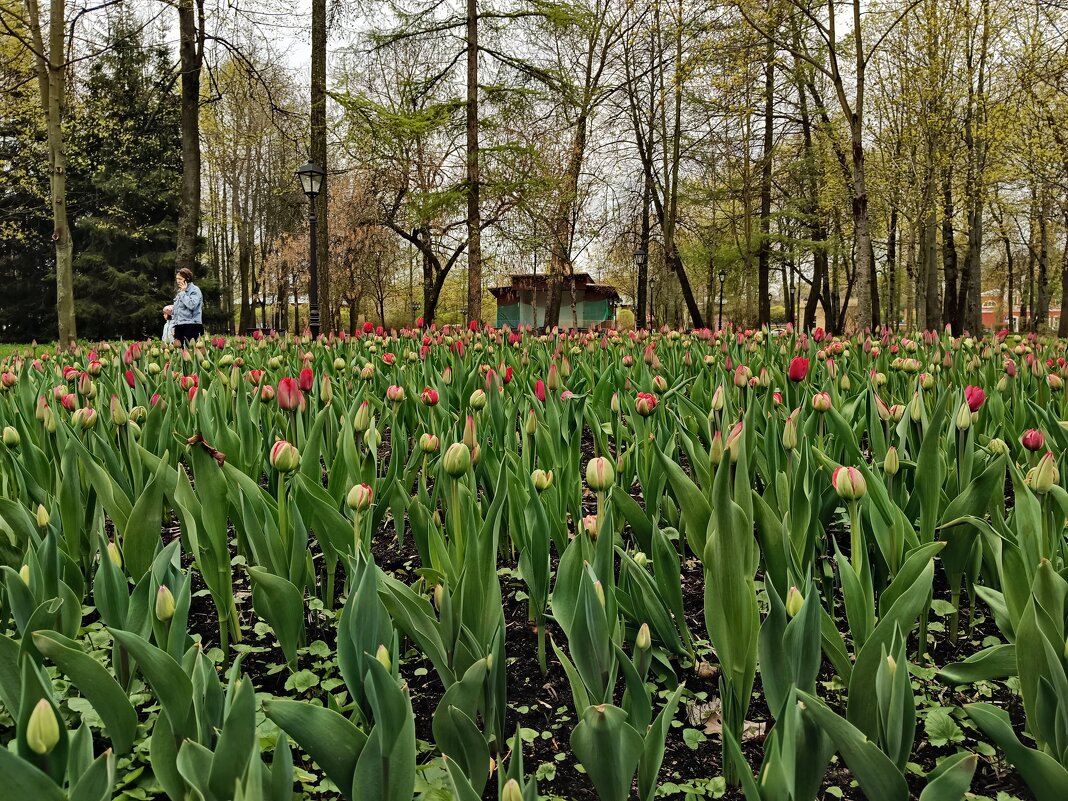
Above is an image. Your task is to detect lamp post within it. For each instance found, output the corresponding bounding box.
[717,269,726,330]
[633,245,647,328]
[295,161,325,337]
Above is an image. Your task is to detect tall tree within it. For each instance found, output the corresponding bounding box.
[311,0,330,333]
[176,0,204,280]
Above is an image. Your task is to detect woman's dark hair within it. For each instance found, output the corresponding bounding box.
[176,268,194,283]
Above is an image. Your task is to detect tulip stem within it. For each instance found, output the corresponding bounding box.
[848,500,863,575]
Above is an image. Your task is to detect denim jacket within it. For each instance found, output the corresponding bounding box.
[171,283,203,325]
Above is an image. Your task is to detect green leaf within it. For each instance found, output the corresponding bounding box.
[0,746,67,801]
[924,708,965,748]
[263,698,368,798]
[32,630,138,754]
[937,645,1016,685]
[965,702,1068,801]
[918,752,976,801]
[248,567,305,668]
[570,704,644,801]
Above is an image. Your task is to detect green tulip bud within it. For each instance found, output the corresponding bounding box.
[107,541,122,568]
[632,551,648,567]
[525,409,537,436]
[469,389,487,410]
[954,401,972,431]
[832,466,867,500]
[987,437,1008,455]
[884,446,899,477]
[155,585,176,621]
[333,357,346,371]
[502,779,523,801]
[269,440,301,473]
[786,586,804,618]
[19,564,30,584]
[909,391,923,422]
[593,580,606,608]
[375,644,391,671]
[443,442,472,478]
[885,654,897,678]
[353,401,371,433]
[419,433,440,454]
[782,412,798,451]
[26,699,60,755]
[586,457,615,492]
[346,483,373,511]
[710,432,725,465]
[636,623,651,651]
[2,426,19,447]
[531,468,553,492]
[1033,451,1059,494]
[36,505,49,528]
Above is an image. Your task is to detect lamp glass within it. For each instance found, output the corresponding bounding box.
[633,246,648,268]
[718,270,727,283]
[296,161,325,197]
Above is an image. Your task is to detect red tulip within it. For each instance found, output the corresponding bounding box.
[1022,429,1045,452]
[421,387,439,406]
[787,356,809,382]
[277,377,303,411]
[298,367,314,392]
[415,316,425,328]
[124,370,135,388]
[534,379,546,403]
[150,393,162,408]
[635,391,657,416]
[964,385,985,413]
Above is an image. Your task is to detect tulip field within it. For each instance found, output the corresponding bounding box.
[0,324,1064,801]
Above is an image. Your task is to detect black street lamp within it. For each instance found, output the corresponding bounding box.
[296,161,325,337]
[717,269,727,330]
[633,245,647,327]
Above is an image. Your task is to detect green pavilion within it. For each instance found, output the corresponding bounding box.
[491,273,621,329]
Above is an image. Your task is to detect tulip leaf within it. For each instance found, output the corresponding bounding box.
[570,704,644,801]
[263,698,368,798]
[653,443,711,555]
[248,567,305,668]
[0,746,67,801]
[937,644,1016,685]
[69,750,117,801]
[965,702,1068,801]
[32,630,138,755]
[108,627,193,738]
[797,690,909,801]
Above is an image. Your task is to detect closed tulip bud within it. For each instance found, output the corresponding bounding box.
[19,564,30,584]
[884,446,899,476]
[635,392,657,416]
[832,465,867,500]
[593,579,606,607]
[333,357,346,371]
[109,395,127,427]
[320,374,333,405]
[42,406,56,433]
[419,433,440,453]
[910,391,923,422]
[955,402,972,431]
[1022,429,1045,452]
[375,644,391,671]
[1050,374,1064,390]
[782,412,798,451]
[525,409,537,436]
[725,421,744,463]
[72,407,98,430]
[129,405,147,423]
[610,392,620,413]
[652,374,669,393]
[1033,452,1059,494]
[921,373,935,390]
[586,456,615,491]
[259,384,275,403]
[347,483,373,511]
[636,623,651,651]
[2,426,19,446]
[812,392,832,412]
[997,375,1009,392]
[581,514,599,537]
[353,401,371,432]
[386,385,405,404]
[711,384,725,411]
[360,363,375,381]
[885,654,897,678]
[502,779,523,801]
[441,366,453,385]
[463,415,477,449]
[36,505,49,527]
[443,442,472,477]
[546,363,561,391]
[107,541,122,567]
[269,440,301,472]
[531,468,553,491]
[26,699,60,755]
[710,432,724,465]
[786,586,804,617]
[890,404,904,422]
[469,388,487,409]
[840,374,851,391]
[155,585,176,621]
[632,551,648,567]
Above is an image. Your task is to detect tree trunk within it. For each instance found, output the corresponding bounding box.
[941,171,958,331]
[311,0,330,331]
[637,175,649,329]
[1037,195,1050,329]
[886,207,897,329]
[176,0,203,279]
[545,112,588,330]
[465,0,481,324]
[757,36,774,327]
[923,204,939,330]
[1059,208,1068,338]
[25,0,76,346]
